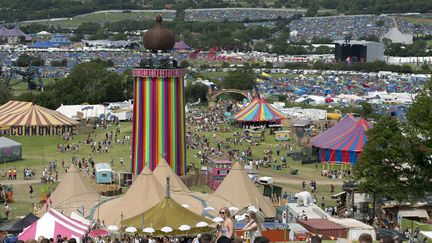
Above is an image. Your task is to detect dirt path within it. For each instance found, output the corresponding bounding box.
[1,174,65,185]
[260,169,344,185]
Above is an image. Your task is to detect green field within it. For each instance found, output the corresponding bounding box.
[21,11,175,29]
[0,115,343,219]
[402,16,432,25]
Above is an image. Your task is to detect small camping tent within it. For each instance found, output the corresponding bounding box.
[0,137,22,162]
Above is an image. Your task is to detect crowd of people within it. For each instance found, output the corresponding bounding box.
[288,14,432,42]
[185,8,296,22]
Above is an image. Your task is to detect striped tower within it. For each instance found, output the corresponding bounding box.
[131,68,186,176]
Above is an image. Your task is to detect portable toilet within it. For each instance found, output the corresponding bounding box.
[95,163,113,184]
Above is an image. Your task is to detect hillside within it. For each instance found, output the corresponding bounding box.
[1,0,432,24]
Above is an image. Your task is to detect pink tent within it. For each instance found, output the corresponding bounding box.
[19,209,89,242]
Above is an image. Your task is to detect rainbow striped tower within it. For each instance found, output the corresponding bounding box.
[131,68,186,175]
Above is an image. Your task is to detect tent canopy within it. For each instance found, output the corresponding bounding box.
[153,158,189,193]
[18,209,89,242]
[48,165,100,217]
[207,162,275,217]
[98,166,164,225]
[297,219,347,239]
[0,101,78,127]
[234,98,285,123]
[310,114,371,165]
[121,197,213,236]
[173,41,191,50]
[0,137,22,162]
[8,213,39,233]
[29,41,57,49]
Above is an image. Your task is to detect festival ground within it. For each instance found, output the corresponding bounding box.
[0,120,343,218]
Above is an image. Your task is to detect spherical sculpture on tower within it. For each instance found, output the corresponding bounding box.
[131,16,186,175]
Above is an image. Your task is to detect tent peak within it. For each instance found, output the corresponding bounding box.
[140,165,153,175]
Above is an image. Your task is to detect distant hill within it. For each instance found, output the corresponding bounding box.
[0,0,139,22]
[1,0,431,23]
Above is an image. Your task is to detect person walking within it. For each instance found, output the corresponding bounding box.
[242,211,265,243]
[29,185,33,198]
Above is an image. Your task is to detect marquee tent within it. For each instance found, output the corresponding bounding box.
[56,104,107,120]
[329,218,375,241]
[173,41,191,50]
[206,162,275,217]
[98,166,164,225]
[0,137,22,162]
[0,101,78,136]
[121,196,213,236]
[234,98,285,123]
[18,209,89,242]
[48,166,100,217]
[310,114,371,165]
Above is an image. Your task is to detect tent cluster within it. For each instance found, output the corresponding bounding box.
[0,101,78,136]
[310,114,371,165]
[21,157,276,239]
[96,160,275,234]
[234,98,285,123]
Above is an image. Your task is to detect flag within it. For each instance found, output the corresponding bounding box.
[189,48,202,59]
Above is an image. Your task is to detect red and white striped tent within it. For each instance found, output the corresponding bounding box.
[18,209,89,242]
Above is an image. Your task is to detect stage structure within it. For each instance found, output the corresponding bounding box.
[334,40,384,63]
[131,15,186,176]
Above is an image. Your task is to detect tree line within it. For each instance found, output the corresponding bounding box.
[7,59,133,110]
[355,78,432,203]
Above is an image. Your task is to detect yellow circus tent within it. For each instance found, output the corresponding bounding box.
[121,196,214,237]
[0,101,78,136]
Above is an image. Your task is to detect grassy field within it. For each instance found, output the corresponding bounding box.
[21,11,174,29]
[401,16,432,25]
[0,114,343,219]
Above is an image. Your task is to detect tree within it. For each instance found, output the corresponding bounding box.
[16,54,45,67]
[0,82,12,105]
[355,117,416,201]
[359,102,373,118]
[405,79,432,183]
[356,79,432,203]
[359,34,380,42]
[185,83,208,103]
[222,68,256,90]
[306,0,319,17]
[36,60,127,109]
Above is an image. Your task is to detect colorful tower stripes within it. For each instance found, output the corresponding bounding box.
[132,68,186,176]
